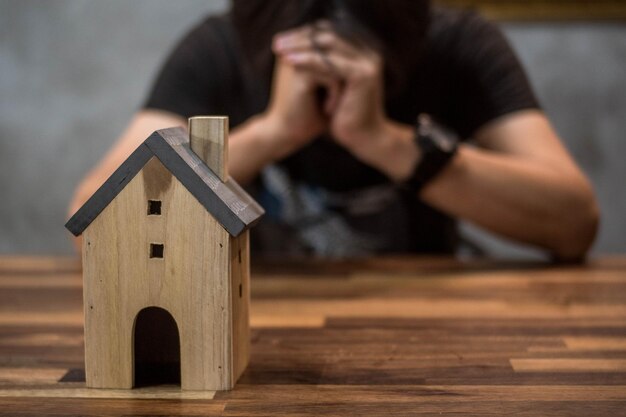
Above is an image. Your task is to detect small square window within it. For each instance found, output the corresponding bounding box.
[148,200,162,215]
[150,243,164,258]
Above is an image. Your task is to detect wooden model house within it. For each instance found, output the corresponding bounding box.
[65,116,264,391]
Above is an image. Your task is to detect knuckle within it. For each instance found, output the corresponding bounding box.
[320,31,337,44]
[352,65,376,83]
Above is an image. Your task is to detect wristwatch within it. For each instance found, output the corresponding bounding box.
[405,114,459,192]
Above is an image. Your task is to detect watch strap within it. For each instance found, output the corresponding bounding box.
[406,115,459,192]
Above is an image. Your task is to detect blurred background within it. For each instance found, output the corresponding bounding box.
[1,0,624,257]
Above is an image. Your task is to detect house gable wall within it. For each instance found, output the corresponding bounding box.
[82,156,233,390]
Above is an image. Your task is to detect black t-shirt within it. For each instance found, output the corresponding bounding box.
[144,7,539,257]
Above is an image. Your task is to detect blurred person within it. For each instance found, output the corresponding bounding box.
[69,0,598,260]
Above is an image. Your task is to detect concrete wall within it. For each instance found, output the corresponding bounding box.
[0,0,228,254]
[1,0,624,256]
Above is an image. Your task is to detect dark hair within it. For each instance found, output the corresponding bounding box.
[231,0,431,97]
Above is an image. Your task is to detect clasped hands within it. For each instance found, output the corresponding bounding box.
[255,21,419,181]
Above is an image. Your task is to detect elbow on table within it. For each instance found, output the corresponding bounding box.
[551,184,600,262]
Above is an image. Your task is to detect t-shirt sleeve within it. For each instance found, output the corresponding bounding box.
[143,17,230,119]
[438,11,540,138]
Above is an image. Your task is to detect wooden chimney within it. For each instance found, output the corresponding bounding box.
[189,116,229,181]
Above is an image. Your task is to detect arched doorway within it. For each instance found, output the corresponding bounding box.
[133,306,181,387]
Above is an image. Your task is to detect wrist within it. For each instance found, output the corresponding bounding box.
[254,111,324,161]
[404,114,460,193]
[343,118,420,182]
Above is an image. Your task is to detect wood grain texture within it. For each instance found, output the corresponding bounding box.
[82,157,233,390]
[230,230,250,382]
[189,116,229,181]
[511,359,626,372]
[0,385,215,399]
[1,256,626,415]
[565,337,626,351]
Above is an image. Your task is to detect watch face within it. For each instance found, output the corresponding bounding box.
[418,114,459,153]
[410,114,459,191]
[432,128,457,152]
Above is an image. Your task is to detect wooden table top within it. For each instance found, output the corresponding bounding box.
[1,255,626,416]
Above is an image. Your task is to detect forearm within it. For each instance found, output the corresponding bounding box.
[343,119,598,260]
[228,116,284,185]
[421,145,598,260]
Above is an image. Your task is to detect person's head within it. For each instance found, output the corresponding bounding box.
[232,0,431,96]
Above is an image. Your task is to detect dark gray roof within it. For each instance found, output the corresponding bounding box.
[65,127,264,237]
